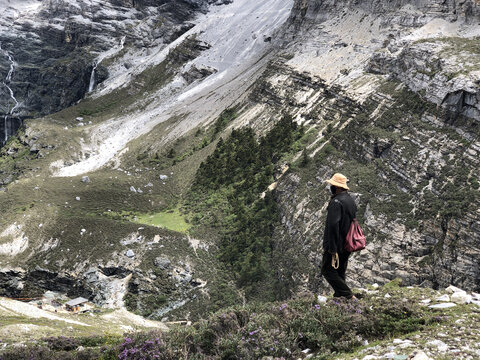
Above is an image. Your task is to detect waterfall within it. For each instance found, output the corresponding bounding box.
[88,60,98,93]
[0,43,20,144]
[88,36,126,93]
[120,36,126,50]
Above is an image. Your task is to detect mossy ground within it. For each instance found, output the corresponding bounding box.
[134,208,191,233]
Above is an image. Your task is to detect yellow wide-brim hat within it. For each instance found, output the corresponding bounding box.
[326,173,350,190]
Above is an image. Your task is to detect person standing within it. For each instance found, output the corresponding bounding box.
[321,173,357,299]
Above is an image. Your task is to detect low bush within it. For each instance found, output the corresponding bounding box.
[116,332,175,360]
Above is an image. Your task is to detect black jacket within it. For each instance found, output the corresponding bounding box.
[323,191,357,254]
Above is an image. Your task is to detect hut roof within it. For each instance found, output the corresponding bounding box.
[65,297,89,307]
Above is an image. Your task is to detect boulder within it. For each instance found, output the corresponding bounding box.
[450,292,472,304]
[180,272,192,283]
[125,249,135,258]
[155,257,171,269]
[445,285,466,294]
[427,339,448,352]
[428,303,456,309]
[81,176,90,183]
[435,294,450,302]
[411,351,433,360]
[317,295,327,303]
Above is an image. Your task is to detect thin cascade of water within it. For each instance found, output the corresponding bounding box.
[88,60,98,93]
[0,43,20,143]
[120,35,126,50]
[88,36,126,93]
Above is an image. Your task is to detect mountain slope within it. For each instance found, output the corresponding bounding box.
[0,0,478,323]
[0,0,233,144]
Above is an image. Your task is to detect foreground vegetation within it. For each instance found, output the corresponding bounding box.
[1,281,465,360]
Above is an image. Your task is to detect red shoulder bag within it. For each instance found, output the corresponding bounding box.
[344,218,366,252]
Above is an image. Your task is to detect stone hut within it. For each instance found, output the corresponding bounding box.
[65,297,88,312]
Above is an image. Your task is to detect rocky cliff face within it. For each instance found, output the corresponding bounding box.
[265,0,480,294]
[289,0,480,25]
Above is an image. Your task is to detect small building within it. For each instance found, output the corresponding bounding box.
[65,297,89,312]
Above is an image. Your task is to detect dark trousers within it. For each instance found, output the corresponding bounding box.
[321,251,353,298]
